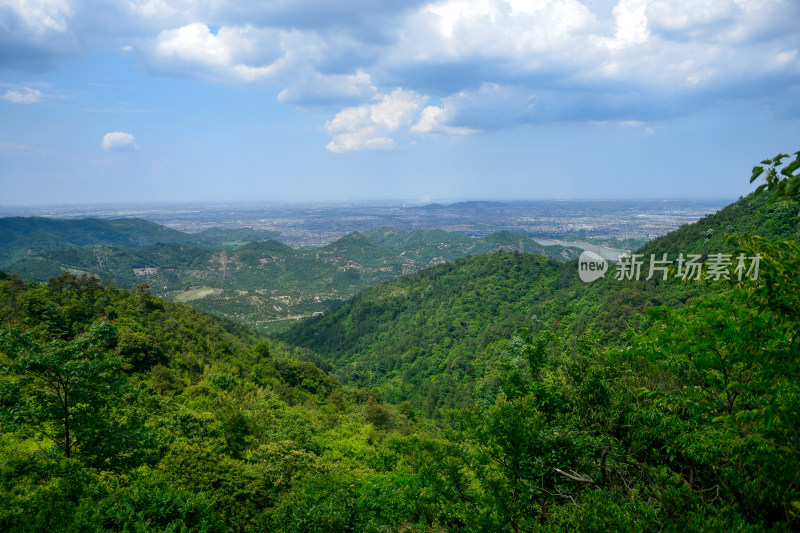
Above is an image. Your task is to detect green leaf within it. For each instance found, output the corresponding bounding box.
[781,157,800,177]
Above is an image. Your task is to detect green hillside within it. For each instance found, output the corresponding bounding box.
[279,252,570,410]
[190,226,281,247]
[366,227,471,248]
[0,217,186,267]
[636,189,799,256]
[0,216,278,269]
[366,227,581,263]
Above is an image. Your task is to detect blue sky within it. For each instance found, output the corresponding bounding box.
[1,0,799,204]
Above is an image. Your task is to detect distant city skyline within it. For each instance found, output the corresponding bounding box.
[1,0,799,204]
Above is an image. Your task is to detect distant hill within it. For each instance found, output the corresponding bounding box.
[0,217,279,269]
[448,200,508,209]
[413,200,508,211]
[0,217,187,267]
[189,226,280,247]
[366,227,469,248]
[365,227,580,263]
[317,232,403,268]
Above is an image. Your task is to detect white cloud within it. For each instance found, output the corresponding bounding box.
[411,105,474,134]
[2,0,73,34]
[128,0,178,19]
[645,0,734,34]
[590,119,655,134]
[401,0,597,64]
[1,0,799,147]
[776,49,798,66]
[1,87,42,103]
[147,22,286,82]
[144,22,342,86]
[102,131,137,151]
[325,88,428,152]
[0,0,77,68]
[278,70,376,105]
[424,83,537,130]
[605,0,649,50]
[413,105,478,135]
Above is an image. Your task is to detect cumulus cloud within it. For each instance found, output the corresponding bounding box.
[436,83,537,130]
[410,83,536,136]
[323,85,485,151]
[1,0,799,148]
[3,0,73,33]
[278,70,377,105]
[102,131,137,151]
[1,87,42,103]
[325,88,428,152]
[410,104,476,135]
[413,0,596,59]
[145,22,287,82]
[142,20,379,98]
[0,0,77,69]
[128,0,179,19]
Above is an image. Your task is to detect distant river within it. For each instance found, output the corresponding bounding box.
[533,239,629,262]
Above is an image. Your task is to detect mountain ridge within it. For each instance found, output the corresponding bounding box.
[0,216,279,269]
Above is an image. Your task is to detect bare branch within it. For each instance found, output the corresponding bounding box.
[554,468,594,484]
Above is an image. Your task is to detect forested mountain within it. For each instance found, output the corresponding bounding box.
[0,216,279,269]
[280,252,572,411]
[366,227,577,263]
[5,226,580,332]
[1,152,799,531]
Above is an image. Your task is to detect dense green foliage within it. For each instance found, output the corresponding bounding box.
[751,150,800,203]
[0,272,426,531]
[1,153,799,531]
[280,252,573,412]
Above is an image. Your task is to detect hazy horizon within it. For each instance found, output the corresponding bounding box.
[0,196,738,210]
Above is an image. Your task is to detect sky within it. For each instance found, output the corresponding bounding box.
[1,0,799,204]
